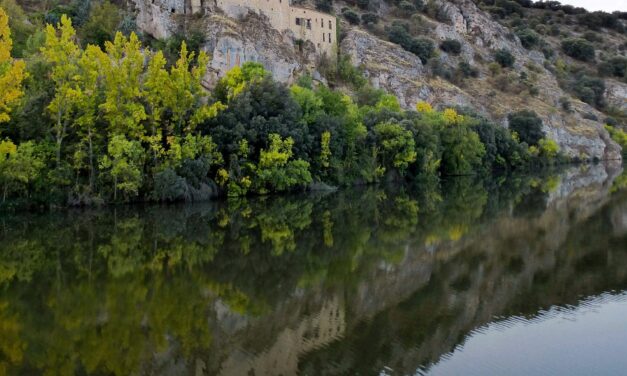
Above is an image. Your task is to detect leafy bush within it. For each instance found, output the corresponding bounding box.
[79,1,122,47]
[605,125,627,156]
[342,9,360,25]
[386,23,435,63]
[538,138,559,159]
[361,13,379,25]
[561,38,595,62]
[254,134,312,194]
[577,11,622,32]
[357,0,370,9]
[439,39,462,54]
[399,1,416,12]
[599,57,627,78]
[472,118,528,169]
[495,0,524,16]
[410,38,435,63]
[315,0,332,12]
[515,28,540,49]
[374,122,417,172]
[152,168,188,201]
[508,110,545,146]
[572,75,605,108]
[494,48,515,67]
[457,61,479,78]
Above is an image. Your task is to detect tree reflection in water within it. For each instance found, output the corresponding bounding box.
[0,163,625,375]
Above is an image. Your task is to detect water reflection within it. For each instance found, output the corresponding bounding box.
[0,163,625,375]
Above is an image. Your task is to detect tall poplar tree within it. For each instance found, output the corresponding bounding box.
[0,7,25,124]
[41,15,81,165]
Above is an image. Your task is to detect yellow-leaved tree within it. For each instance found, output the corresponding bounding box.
[0,7,25,124]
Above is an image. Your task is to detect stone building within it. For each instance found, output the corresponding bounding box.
[139,0,336,56]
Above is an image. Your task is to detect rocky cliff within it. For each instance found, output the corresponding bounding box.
[131,0,625,161]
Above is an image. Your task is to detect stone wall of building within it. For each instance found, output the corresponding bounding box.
[215,0,336,55]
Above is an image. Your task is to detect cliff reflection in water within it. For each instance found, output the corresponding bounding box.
[0,163,626,375]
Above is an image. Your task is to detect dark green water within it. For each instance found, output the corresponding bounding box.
[0,163,626,375]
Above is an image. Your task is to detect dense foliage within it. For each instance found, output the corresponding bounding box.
[0,9,561,208]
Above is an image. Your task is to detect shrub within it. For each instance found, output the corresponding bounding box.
[387,24,434,63]
[605,125,627,155]
[152,168,188,202]
[410,38,435,63]
[559,97,572,112]
[79,1,122,47]
[583,31,602,42]
[374,122,417,172]
[488,62,502,75]
[361,13,378,25]
[439,39,462,54]
[508,110,545,146]
[577,11,622,31]
[572,75,605,107]
[342,9,360,25]
[457,61,479,78]
[439,121,485,175]
[495,0,524,16]
[399,0,416,12]
[315,0,332,12]
[472,118,528,169]
[598,57,627,78]
[255,134,312,194]
[538,138,559,159]
[515,28,540,49]
[494,48,515,67]
[387,22,413,49]
[561,38,595,62]
[356,0,370,9]
[337,55,367,87]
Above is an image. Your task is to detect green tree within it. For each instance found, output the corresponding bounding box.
[74,44,105,189]
[79,0,122,47]
[0,140,43,202]
[494,48,515,67]
[41,15,81,165]
[508,110,545,146]
[166,42,211,135]
[0,7,26,124]
[438,109,485,175]
[255,134,312,194]
[99,135,145,201]
[100,32,146,139]
[374,122,417,173]
[561,38,595,62]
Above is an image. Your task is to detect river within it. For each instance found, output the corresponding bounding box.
[0,162,625,375]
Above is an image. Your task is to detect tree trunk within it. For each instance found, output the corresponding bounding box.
[88,128,94,190]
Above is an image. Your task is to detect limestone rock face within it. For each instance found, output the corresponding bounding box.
[202,14,305,86]
[133,0,180,39]
[606,79,627,113]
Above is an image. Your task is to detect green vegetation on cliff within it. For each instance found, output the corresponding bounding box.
[0,7,562,208]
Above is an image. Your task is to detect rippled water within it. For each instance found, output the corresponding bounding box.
[0,163,626,375]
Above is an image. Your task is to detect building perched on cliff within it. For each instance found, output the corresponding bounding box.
[140,0,336,56]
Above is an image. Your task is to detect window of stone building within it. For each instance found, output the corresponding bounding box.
[328,20,332,29]
[295,17,301,25]
[328,33,331,43]
[323,33,325,42]
[306,19,311,29]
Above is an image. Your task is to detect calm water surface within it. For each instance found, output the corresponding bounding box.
[0,163,626,375]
